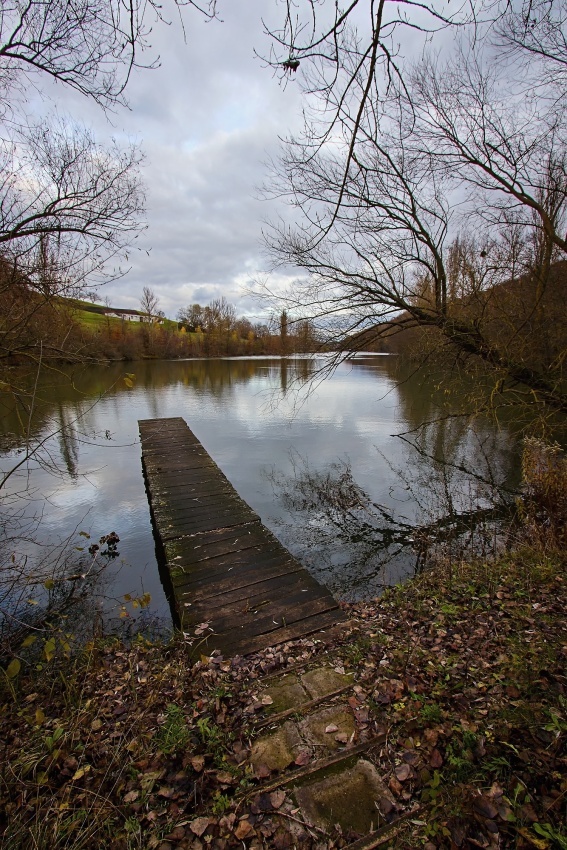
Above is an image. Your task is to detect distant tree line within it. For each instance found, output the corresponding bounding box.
[176,297,319,357]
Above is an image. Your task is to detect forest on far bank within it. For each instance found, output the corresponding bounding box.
[1,274,323,364]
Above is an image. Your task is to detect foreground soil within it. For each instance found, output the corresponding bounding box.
[1,548,566,849]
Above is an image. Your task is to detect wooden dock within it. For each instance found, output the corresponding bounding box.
[139,417,344,657]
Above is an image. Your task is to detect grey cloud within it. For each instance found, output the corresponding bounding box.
[28,0,304,319]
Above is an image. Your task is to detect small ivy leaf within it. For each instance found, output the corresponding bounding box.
[6,658,21,679]
[44,638,56,662]
[72,764,91,781]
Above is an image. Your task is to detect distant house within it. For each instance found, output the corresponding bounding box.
[102,307,163,324]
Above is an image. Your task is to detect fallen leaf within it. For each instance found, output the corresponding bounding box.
[219,813,237,833]
[325,724,339,733]
[261,695,274,706]
[72,765,91,781]
[294,751,310,766]
[335,732,349,744]
[254,763,271,779]
[251,793,273,813]
[429,748,443,768]
[157,786,174,798]
[473,795,498,820]
[6,658,21,679]
[123,790,139,803]
[191,755,205,772]
[270,790,286,809]
[91,718,102,731]
[377,796,394,815]
[518,827,548,850]
[394,763,411,782]
[424,729,439,746]
[235,819,255,840]
[164,827,186,841]
[190,817,211,837]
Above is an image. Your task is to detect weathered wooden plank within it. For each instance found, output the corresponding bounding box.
[199,588,338,636]
[166,502,256,519]
[182,568,314,609]
[204,609,344,657]
[186,576,329,624]
[165,524,277,562]
[145,475,235,495]
[158,512,259,540]
[151,492,251,520]
[173,554,302,595]
[143,457,216,474]
[139,417,345,657]
[147,482,235,501]
[171,542,293,581]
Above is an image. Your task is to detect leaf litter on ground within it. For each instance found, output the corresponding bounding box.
[0,547,566,849]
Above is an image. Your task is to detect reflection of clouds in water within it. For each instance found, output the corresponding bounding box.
[1,356,519,623]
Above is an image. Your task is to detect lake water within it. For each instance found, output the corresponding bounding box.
[0,355,519,635]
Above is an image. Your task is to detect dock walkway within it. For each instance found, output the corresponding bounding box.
[139,417,344,656]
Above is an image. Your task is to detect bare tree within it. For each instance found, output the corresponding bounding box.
[140,285,160,319]
[177,303,204,331]
[202,296,237,333]
[262,20,567,416]
[0,118,144,276]
[0,0,221,651]
[0,0,222,329]
[0,0,219,111]
[496,0,567,85]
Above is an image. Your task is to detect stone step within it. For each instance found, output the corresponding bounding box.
[254,665,354,727]
[236,658,405,845]
[251,703,358,774]
[292,757,395,835]
[240,739,405,841]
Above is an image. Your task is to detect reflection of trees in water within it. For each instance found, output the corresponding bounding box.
[268,430,516,601]
[280,359,288,394]
[56,403,80,480]
[0,528,112,658]
[0,358,319,454]
[0,526,169,659]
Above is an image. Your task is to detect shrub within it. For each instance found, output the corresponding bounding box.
[520,438,567,549]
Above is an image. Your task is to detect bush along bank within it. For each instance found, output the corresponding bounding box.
[1,546,566,850]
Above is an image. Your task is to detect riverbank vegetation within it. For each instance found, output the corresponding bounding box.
[1,286,321,372]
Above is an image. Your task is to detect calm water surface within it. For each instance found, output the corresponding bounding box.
[0,356,518,631]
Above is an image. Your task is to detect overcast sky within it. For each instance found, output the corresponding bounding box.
[39,1,305,321]
[31,0,457,323]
